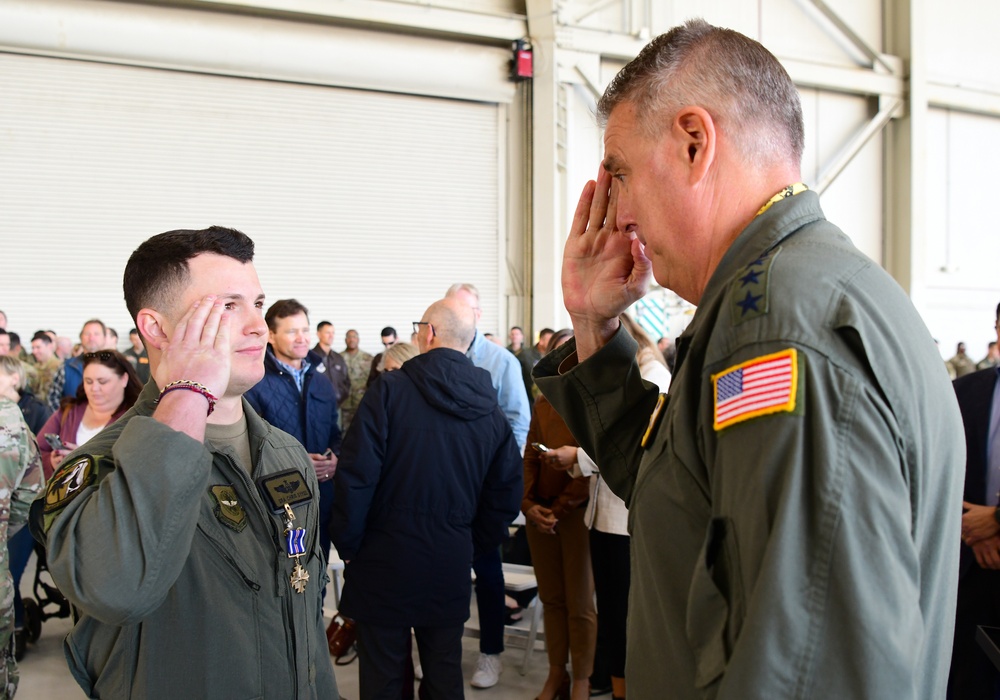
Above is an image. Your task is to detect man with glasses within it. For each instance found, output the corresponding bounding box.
[333,297,521,699]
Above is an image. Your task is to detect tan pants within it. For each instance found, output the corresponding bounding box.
[525,506,597,678]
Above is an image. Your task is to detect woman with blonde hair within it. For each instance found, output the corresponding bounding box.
[381,342,419,373]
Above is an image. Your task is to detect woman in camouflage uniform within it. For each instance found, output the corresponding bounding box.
[0,355,45,698]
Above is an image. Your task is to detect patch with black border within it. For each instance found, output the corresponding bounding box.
[257,469,313,514]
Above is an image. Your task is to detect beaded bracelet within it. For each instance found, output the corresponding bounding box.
[155,380,219,416]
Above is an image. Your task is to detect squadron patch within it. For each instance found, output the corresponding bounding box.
[210,485,248,532]
[257,469,313,514]
[712,348,800,431]
[43,455,98,515]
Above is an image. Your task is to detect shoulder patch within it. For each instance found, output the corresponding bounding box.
[732,247,782,325]
[712,348,800,431]
[44,455,98,515]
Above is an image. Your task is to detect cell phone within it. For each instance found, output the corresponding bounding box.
[531,442,549,453]
[322,448,334,458]
[44,433,65,451]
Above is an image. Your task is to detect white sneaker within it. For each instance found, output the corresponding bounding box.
[470,653,502,689]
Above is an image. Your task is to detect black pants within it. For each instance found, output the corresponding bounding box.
[357,622,464,700]
[590,528,631,679]
[948,566,1000,700]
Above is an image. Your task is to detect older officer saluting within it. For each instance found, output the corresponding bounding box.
[31,227,338,699]
[533,19,964,700]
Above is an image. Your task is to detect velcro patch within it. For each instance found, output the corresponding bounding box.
[43,455,97,515]
[210,485,248,532]
[257,469,313,514]
[712,349,799,431]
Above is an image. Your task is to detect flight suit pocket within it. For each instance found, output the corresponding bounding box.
[686,517,745,690]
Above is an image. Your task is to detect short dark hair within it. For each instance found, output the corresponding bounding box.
[129,328,139,336]
[8,332,20,347]
[0,328,8,338]
[380,327,397,338]
[510,326,523,333]
[123,226,255,329]
[31,331,52,345]
[317,320,332,331]
[539,328,554,337]
[265,299,309,332]
[995,301,1000,323]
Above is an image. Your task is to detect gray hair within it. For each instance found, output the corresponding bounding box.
[597,18,804,169]
[445,283,480,303]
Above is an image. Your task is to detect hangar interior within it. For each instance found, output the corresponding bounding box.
[2,0,997,357]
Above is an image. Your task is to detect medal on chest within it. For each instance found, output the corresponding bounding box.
[283,503,309,593]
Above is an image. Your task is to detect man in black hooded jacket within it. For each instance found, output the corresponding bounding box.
[332,297,522,700]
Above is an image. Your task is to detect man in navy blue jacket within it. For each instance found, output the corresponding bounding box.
[245,299,341,565]
[332,297,522,700]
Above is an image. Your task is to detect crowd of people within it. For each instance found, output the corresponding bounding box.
[0,16,995,700]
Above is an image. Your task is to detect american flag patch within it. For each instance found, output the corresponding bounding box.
[712,349,798,431]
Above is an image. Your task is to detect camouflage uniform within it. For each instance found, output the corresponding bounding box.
[27,357,61,401]
[341,349,373,432]
[0,399,45,699]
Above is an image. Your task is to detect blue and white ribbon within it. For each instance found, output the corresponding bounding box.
[286,528,307,557]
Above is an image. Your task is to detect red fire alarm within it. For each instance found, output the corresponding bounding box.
[511,39,533,81]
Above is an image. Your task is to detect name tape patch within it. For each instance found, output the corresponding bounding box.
[712,349,798,431]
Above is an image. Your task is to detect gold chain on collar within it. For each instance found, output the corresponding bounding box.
[756,183,809,217]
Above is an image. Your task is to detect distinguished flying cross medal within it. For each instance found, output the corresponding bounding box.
[283,503,309,593]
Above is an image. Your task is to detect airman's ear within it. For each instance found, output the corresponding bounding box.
[135,309,168,351]
[673,106,716,184]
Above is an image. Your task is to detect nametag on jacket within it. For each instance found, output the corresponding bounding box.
[257,469,313,513]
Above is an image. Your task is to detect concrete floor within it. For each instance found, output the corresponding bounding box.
[13,564,580,699]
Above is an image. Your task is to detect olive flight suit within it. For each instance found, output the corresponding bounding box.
[534,190,965,700]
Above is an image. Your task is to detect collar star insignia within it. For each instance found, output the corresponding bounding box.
[739,269,762,287]
[736,290,763,316]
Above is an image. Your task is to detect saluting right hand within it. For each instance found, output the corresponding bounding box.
[154,295,232,400]
[562,167,652,356]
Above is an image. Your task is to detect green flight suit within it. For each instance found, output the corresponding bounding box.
[29,382,338,699]
[0,399,45,699]
[534,191,964,699]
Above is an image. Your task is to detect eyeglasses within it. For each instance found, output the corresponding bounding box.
[412,321,435,338]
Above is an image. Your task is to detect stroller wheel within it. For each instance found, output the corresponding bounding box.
[23,599,42,643]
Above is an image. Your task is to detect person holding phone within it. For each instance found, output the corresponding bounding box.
[521,328,596,700]
[36,350,143,479]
